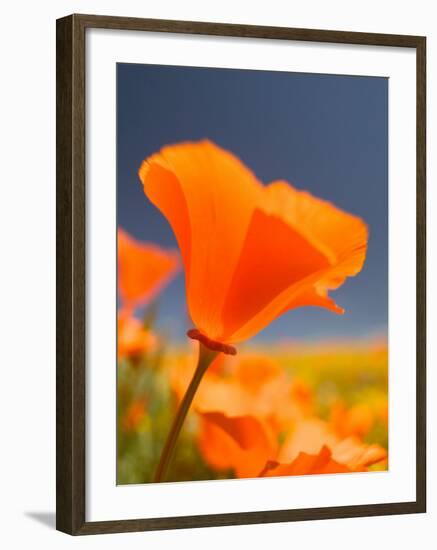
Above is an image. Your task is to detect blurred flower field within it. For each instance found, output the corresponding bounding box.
[117,326,388,484]
[117,140,388,485]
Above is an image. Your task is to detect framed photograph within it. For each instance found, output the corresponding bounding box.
[56,14,426,535]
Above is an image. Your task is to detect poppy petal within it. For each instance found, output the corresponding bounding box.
[261,445,351,477]
[225,182,367,343]
[279,418,337,463]
[265,181,368,267]
[139,141,262,340]
[221,207,331,342]
[117,228,179,310]
[332,438,387,470]
[281,287,344,315]
[233,355,283,392]
[279,418,387,471]
[198,412,277,478]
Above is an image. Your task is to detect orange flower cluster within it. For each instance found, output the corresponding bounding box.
[117,228,179,359]
[122,397,148,432]
[170,352,387,479]
[117,315,158,360]
[116,140,385,483]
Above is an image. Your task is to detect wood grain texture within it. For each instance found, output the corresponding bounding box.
[72,13,423,47]
[56,13,427,535]
[56,14,86,535]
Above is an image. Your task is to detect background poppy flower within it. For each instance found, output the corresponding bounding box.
[198,411,386,479]
[329,401,375,439]
[169,353,311,433]
[278,418,386,471]
[118,227,179,313]
[198,412,278,478]
[260,446,351,477]
[117,314,157,359]
[139,140,368,350]
[121,397,148,432]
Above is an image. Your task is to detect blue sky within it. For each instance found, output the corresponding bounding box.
[117,63,388,344]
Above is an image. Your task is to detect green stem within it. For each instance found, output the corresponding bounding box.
[153,343,218,483]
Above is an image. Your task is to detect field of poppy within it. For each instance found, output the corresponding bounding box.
[117,313,388,484]
[116,140,388,485]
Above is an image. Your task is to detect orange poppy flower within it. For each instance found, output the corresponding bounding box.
[199,412,386,479]
[139,140,368,353]
[329,401,375,439]
[121,397,148,432]
[278,418,387,471]
[260,446,351,477]
[117,314,157,359]
[169,352,311,432]
[118,228,179,312]
[198,412,278,478]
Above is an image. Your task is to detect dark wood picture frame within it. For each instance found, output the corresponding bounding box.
[56,13,426,535]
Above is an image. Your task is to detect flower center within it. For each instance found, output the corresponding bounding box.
[187,329,237,355]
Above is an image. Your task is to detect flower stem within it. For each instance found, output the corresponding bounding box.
[153,342,218,482]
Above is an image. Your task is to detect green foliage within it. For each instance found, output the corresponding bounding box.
[117,350,231,484]
[117,341,389,484]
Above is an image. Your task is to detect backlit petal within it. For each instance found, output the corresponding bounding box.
[261,446,351,477]
[226,182,368,342]
[139,141,262,340]
[198,412,277,478]
[221,206,330,341]
[117,228,179,310]
[279,418,386,471]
